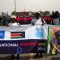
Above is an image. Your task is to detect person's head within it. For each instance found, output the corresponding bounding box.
[54,30,60,40]
[52,11,55,15]
[35,12,40,19]
[55,11,59,18]
[11,18,16,23]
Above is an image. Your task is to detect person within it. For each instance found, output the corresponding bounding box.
[50,30,60,54]
[8,18,20,26]
[8,18,20,59]
[31,12,46,57]
[31,12,45,26]
[52,11,60,25]
[0,16,9,26]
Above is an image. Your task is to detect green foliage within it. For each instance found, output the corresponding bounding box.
[11,11,16,15]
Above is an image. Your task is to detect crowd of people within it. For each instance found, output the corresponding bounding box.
[0,11,60,58]
[0,11,60,26]
[50,11,60,25]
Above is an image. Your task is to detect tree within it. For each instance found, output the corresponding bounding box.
[44,11,51,16]
[11,11,16,16]
[39,11,44,16]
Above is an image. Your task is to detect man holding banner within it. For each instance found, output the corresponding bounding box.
[31,12,46,57]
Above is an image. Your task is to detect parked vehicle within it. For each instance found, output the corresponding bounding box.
[42,16,53,24]
[16,16,33,24]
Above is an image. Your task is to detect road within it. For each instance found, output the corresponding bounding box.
[0,54,60,60]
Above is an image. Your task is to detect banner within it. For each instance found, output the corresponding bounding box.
[0,25,48,54]
[0,30,5,39]
[0,39,47,54]
[48,26,60,54]
[0,25,48,40]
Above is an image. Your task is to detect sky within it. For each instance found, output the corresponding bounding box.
[0,0,60,15]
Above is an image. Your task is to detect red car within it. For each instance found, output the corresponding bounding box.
[16,16,33,24]
[42,16,53,24]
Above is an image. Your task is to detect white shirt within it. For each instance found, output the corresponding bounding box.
[8,22,20,26]
[31,18,46,25]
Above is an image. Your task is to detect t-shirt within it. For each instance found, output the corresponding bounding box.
[8,22,20,26]
[53,18,60,25]
[31,18,45,25]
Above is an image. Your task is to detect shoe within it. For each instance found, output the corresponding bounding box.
[34,53,43,58]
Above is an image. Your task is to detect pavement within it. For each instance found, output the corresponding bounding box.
[0,54,60,60]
